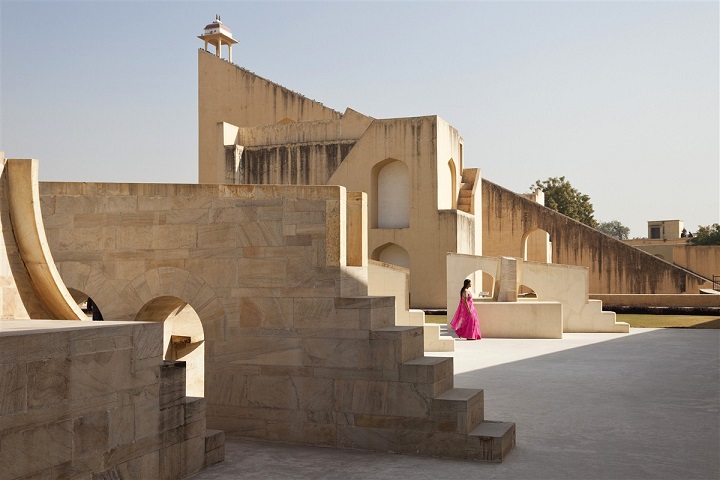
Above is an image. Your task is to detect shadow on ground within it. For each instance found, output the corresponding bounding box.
[191,328,719,480]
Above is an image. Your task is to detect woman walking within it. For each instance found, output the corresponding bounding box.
[450,279,482,340]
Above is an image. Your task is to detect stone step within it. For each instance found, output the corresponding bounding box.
[399,356,454,397]
[204,429,225,468]
[589,300,630,332]
[431,387,484,434]
[467,421,516,462]
[370,326,425,370]
[422,324,455,352]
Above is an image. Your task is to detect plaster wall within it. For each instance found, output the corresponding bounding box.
[198,53,480,309]
[368,260,410,325]
[198,51,342,183]
[623,241,717,280]
[624,241,676,262]
[482,180,708,294]
[236,109,372,147]
[474,301,563,338]
[236,141,356,186]
[447,254,628,334]
[366,260,452,349]
[521,261,628,333]
[435,118,464,211]
[328,117,478,308]
[672,246,720,280]
[648,220,683,239]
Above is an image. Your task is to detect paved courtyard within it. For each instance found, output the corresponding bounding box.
[192,328,719,480]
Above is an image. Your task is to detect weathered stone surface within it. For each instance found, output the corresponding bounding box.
[0,320,215,478]
[302,338,371,368]
[73,411,109,455]
[204,445,225,468]
[0,362,26,415]
[160,361,186,409]
[184,397,206,424]
[399,356,454,384]
[182,435,207,477]
[27,358,69,409]
[33,170,515,466]
[108,404,134,448]
[0,420,72,478]
[204,429,225,452]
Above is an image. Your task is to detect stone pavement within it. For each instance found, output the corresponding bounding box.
[191,328,719,479]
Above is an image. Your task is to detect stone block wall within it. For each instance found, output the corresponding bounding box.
[39,181,514,462]
[0,320,223,479]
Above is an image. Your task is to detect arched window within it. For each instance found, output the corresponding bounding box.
[376,160,410,228]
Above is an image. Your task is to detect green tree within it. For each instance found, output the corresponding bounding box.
[596,220,630,240]
[688,224,720,246]
[530,176,597,227]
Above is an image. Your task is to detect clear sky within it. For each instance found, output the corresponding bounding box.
[1,0,718,238]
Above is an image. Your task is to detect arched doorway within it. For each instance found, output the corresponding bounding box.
[136,296,205,397]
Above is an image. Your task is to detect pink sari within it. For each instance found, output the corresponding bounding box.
[450,291,482,340]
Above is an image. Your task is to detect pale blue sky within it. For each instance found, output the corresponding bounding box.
[1,0,718,238]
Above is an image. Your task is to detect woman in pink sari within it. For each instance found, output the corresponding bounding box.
[450,279,482,340]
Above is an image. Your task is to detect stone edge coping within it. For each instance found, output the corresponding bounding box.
[0,319,154,336]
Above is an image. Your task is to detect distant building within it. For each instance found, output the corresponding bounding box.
[625,220,718,281]
[647,219,684,240]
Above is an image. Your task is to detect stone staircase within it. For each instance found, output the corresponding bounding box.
[457,169,477,214]
[159,362,225,478]
[580,299,630,333]
[336,325,515,462]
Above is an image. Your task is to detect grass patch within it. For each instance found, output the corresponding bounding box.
[617,314,720,329]
[425,315,447,325]
[423,313,720,329]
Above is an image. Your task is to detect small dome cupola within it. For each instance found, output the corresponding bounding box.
[199,15,238,62]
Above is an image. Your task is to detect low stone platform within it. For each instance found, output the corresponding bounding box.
[0,320,223,479]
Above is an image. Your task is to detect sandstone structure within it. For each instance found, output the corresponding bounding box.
[446,254,629,338]
[482,181,710,294]
[197,35,710,307]
[198,48,481,310]
[0,159,224,479]
[38,176,514,463]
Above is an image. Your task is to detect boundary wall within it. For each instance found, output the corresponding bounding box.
[482,180,709,294]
